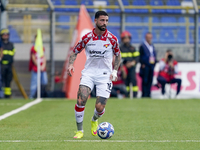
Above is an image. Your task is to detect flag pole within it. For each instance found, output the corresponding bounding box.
[35,29,43,99]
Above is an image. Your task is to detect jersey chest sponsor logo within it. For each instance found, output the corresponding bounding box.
[89,50,106,57]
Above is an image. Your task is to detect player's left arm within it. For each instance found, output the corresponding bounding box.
[113,54,121,71]
[111,38,121,81]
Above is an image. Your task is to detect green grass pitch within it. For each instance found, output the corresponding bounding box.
[0,98,200,150]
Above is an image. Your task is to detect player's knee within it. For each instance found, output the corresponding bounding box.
[77,98,86,106]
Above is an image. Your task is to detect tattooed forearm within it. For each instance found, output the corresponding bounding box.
[114,54,121,70]
[96,96,107,105]
[77,85,91,106]
[69,52,77,65]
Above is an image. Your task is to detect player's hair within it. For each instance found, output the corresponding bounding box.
[95,11,108,19]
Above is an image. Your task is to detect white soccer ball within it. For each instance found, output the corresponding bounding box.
[97,122,114,139]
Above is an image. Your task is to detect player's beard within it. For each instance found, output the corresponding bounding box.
[96,24,107,31]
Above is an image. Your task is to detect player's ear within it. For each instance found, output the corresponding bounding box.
[94,18,97,24]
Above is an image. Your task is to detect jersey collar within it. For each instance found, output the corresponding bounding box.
[92,28,108,41]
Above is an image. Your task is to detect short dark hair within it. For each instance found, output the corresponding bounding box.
[95,11,108,19]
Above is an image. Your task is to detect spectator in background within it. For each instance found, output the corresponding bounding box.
[120,31,139,98]
[111,57,128,99]
[54,71,61,84]
[139,32,157,98]
[0,29,15,98]
[0,36,3,98]
[157,50,182,99]
[29,35,48,99]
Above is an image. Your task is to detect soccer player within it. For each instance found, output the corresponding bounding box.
[67,11,121,139]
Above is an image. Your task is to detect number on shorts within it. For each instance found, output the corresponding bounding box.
[107,83,112,91]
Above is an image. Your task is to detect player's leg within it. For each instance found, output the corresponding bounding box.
[91,96,107,136]
[74,85,91,138]
[93,96,107,120]
[91,82,111,136]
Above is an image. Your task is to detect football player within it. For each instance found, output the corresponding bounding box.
[67,11,121,139]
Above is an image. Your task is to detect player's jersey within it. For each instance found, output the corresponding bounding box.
[73,28,120,76]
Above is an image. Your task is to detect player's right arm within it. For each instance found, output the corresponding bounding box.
[67,52,77,76]
[67,33,90,76]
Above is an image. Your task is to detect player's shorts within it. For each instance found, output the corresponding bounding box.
[80,74,112,99]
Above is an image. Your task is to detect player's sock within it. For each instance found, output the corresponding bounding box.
[92,108,105,121]
[75,104,85,131]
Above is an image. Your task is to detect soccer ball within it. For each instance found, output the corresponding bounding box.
[97,122,114,139]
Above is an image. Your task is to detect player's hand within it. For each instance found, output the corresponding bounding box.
[110,70,118,81]
[67,64,75,76]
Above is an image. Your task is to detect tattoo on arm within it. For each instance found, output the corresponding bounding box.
[114,54,121,70]
[77,85,91,106]
[96,96,108,105]
[69,52,77,65]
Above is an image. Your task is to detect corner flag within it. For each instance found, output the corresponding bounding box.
[35,29,43,99]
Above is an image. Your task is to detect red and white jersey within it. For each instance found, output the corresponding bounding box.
[73,28,120,76]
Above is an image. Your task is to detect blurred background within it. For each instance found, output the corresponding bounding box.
[0,0,199,98]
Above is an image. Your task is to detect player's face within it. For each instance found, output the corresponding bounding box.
[95,15,108,31]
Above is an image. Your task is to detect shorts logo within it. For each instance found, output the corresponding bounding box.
[103,44,110,48]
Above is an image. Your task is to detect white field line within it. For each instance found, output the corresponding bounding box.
[0,98,42,121]
[0,140,200,143]
[42,99,198,101]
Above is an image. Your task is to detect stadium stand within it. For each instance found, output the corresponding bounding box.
[126,16,142,23]
[107,26,120,42]
[118,0,132,13]
[177,27,186,43]
[57,15,70,29]
[51,0,64,12]
[132,0,148,13]
[150,0,165,13]
[81,0,94,12]
[8,25,22,43]
[7,0,198,44]
[178,17,185,23]
[109,16,120,23]
[166,0,181,13]
[64,0,79,12]
[152,17,160,23]
[161,16,177,23]
[160,27,176,43]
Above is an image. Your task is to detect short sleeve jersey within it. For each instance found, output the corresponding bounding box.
[73,28,120,75]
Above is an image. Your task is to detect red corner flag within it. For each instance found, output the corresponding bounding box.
[61,5,94,99]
